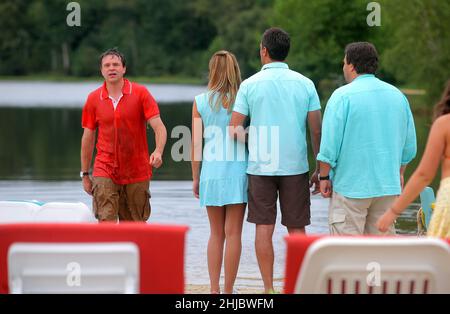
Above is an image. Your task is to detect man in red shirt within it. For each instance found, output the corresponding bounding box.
[80,48,167,222]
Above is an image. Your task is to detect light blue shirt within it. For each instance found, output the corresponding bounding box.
[233,62,321,176]
[317,74,417,198]
[195,92,248,207]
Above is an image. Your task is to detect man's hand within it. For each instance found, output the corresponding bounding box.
[320,180,332,198]
[148,116,167,168]
[149,150,163,168]
[376,208,399,233]
[82,176,93,195]
[310,170,320,195]
[192,180,199,199]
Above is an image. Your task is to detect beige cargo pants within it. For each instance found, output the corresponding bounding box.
[329,192,397,235]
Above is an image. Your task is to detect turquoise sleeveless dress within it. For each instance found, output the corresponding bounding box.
[195,92,248,207]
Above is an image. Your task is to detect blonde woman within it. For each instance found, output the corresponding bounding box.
[191,51,248,294]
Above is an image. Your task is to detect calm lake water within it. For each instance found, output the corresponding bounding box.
[0,81,427,290]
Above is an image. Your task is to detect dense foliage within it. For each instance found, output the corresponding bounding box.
[0,0,448,101]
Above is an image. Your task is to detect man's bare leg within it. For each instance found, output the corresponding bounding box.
[255,224,276,293]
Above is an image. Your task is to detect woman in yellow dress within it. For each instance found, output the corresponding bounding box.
[377,81,450,238]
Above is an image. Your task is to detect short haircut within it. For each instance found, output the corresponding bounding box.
[261,27,290,61]
[345,42,378,74]
[99,48,126,67]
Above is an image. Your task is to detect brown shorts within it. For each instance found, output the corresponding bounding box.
[92,177,151,222]
[247,173,311,228]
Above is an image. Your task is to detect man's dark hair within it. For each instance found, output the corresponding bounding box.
[262,27,290,61]
[99,48,126,67]
[344,42,378,74]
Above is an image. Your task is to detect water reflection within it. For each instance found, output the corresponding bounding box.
[0,105,193,180]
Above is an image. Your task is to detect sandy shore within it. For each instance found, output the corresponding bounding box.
[185,284,281,294]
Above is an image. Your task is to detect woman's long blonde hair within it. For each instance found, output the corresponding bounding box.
[207,50,242,113]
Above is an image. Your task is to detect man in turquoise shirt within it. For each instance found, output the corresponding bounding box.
[318,42,417,235]
[230,27,322,293]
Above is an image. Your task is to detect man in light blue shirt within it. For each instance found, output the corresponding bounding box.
[230,27,322,293]
[318,42,417,235]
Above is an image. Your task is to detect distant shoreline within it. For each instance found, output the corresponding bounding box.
[0,80,206,107]
[0,75,205,86]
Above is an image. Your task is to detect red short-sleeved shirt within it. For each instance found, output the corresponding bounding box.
[82,79,160,184]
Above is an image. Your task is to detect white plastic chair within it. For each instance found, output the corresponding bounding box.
[0,201,40,223]
[8,242,139,294]
[294,237,450,294]
[35,202,96,223]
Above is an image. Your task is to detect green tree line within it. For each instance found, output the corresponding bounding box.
[0,0,448,101]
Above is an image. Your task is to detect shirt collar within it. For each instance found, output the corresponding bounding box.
[353,74,375,82]
[100,79,132,100]
[261,62,289,71]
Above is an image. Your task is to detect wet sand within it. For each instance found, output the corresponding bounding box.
[185,284,268,294]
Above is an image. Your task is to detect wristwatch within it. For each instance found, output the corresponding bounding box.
[80,171,90,178]
[319,175,330,181]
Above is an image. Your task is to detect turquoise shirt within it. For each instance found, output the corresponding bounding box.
[317,74,417,198]
[233,62,321,176]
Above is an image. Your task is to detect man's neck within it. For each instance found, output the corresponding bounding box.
[106,79,124,97]
[262,57,285,65]
[347,73,360,83]
[349,73,374,83]
[262,59,286,67]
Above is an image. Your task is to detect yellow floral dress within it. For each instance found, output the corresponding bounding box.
[428,177,450,238]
